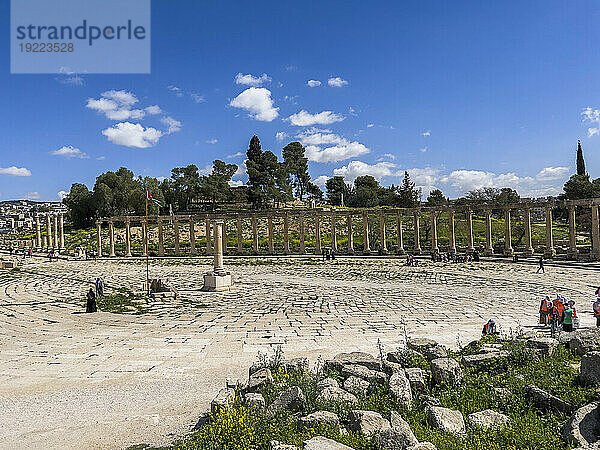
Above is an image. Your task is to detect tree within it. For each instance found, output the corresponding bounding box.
[62,183,96,228]
[93,167,141,216]
[171,164,201,210]
[199,160,238,209]
[282,142,310,200]
[398,172,421,207]
[564,174,594,199]
[306,182,323,201]
[326,176,351,206]
[350,176,380,207]
[246,136,291,208]
[577,140,586,176]
[426,189,448,206]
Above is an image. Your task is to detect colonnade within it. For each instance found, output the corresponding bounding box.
[34,213,65,251]
[96,199,600,260]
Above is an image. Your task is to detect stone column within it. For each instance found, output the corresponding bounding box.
[430,212,439,254]
[315,214,321,254]
[96,220,102,257]
[35,215,41,250]
[484,209,493,256]
[504,209,513,256]
[222,219,228,254]
[331,212,338,252]
[125,218,132,256]
[544,206,555,258]
[591,205,600,261]
[237,217,243,253]
[252,216,259,254]
[53,215,58,249]
[268,216,274,253]
[59,214,65,251]
[524,208,534,256]
[448,210,456,254]
[466,209,474,255]
[396,213,404,254]
[205,218,212,255]
[299,214,306,254]
[158,218,164,256]
[347,214,354,254]
[380,212,387,253]
[46,215,52,249]
[174,219,180,256]
[413,211,421,254]
[109,220,115,257]
[283,214,290,254]
[213,220,226,275]
[567,206,577,259]
[42,235,47,249]
[189,217,196,255]
[362,212,370,253]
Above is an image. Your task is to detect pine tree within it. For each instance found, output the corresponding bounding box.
[577,140,586,176]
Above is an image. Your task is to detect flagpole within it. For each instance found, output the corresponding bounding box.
[145,190,149,294]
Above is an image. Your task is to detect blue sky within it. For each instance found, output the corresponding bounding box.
[1,0,600,201]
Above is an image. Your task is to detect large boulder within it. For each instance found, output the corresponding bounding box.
[427,406,466,435]
[430,358,463,386]
[566,329,600,356]
[525,337,558,357]
[525,385,573,415]
[244,392,266,412]
[267,386,306,414]
[467,409,509,430]
[387,349,426,367]
[324,352,382,372]
[297,411,340,430]
[374,411,418,449]
[383,360,406,375]
[461,351,509,370]
[348,410,391,435]
[248,368,273,392]
[317,386,358,404]
[389,372,413,407]
[344,376,371,396]
[317,377,339,390]
[581,351,600,385]
[342,364,387,382]
[211,387,235,414]
[405,368,426,392]
[304,436,353,450]
[408,338,447,361]
[562,401,600,448]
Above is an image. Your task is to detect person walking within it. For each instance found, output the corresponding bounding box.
[536,256,545,274]
[86,288,97,313]
[593,297,600,327]
[562,305,574,332]
[539,297,550,325]
[95,277,104,298]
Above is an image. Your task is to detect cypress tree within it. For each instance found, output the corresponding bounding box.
[576,140,586,176]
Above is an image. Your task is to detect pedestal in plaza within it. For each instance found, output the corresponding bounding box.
[202,269,233,292]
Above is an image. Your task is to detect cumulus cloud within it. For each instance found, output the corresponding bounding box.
[228,180,244,187]
[190,93,205,103]
[420,147,427,153]
[582,107,600,137]
[25,192,41,200]
[287,110,344,126]
[167,85,183,97]
[102,122,163,148]
[313,175,330,187]
[0,166,31,176]
[145,105,162,115]
[230,88,279,121]
[235,73,271,87]
[333,161,397,183]
[367,123,375,128]
[206,138,218,144]
[51,145,89,159]
[161,116,182,134]
[422,130,431,136]
[328,77,348,87]
[227,152,244,159]
[86,90,146,120]
[307,79,322,87]
[57,190,68,201]
[536,166,569,181]
[275,131,288,142]
[296,128,370,163]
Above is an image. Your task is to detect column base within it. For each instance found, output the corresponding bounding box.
[591,249,600,261]
[126,252,132,257]
[567,249,578,260]
[348,247,355,255]
[484,247,493,256]
[413,248,422,255]
[523,248,534,257]
[503,248,514,257]
[544,249,556,258]
[431,247,439,254]
[202,271,233,291]
[396,247,405,255]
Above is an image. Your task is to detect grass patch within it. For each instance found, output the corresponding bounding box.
[96,288,150,314]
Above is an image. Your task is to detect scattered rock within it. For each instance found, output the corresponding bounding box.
[525,337,559,359]
[374,410,419,449]
[248,368,273,392]
[462,351,509,370]
[383,360,406,375]
[430,358,463,386]
[580,351,600,385]
[421,395,441,408]
[298,411,340,430]
[244,392,266,412]
[317,386,358,404]
[467,409,509,430]
[210,387,235,414]
[562,401,600,448]
[285,357,309,373]
[493,387,513,397]
[304,436,353,450]
[348,410,391,435]
[407,337,438,354]
[324,352,382,372]
[427,406,466,435]
[525,385,573,415]
[405,367,426,392]
[408,443,437,450]
[565,329,600,356]
[424,345,448,361]
[267,386,306,415]
[389,372,412,407]
[270,440,298,450]
[387,349,425,367]
[343,375,371,396]
[342,364,387,382]
[317,377,339,390]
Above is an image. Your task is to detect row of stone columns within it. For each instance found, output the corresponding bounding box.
[95,205,600,260]
[34,213,65,251]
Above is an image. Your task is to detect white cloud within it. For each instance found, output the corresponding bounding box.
[57,190,68,201]
[536,166,569,181]
[199,164,213,175]
[102,122,163,148]
[287,110,344,126]
[145,105,162,115]
[582,107,600,137]
[229,87,279,121]
[161,116,182,134]
[296,128,345,146]
[227,152,244,159]
[206,138,218,144]
[0,166,31,176]
[367,123,374,128]
[275,131,288,142]
[228,180,244,187]
[328,77,348,87]
[422,130,431,136]
[190,93,205,103]
[86,90,145,120]
[96,156,106,161]
[235,73,271,87]
[51,145,89,159]
[307,79,322,87]
[313,175,329,187]
[156,176,168,182]
[234,160,247,177]
[334,161,397,183]
[168,85,183,97]
[25,192,40,200]
[306,143,369,163]
[420,147,427,153]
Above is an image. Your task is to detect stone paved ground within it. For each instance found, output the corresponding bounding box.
[0,256,598,449]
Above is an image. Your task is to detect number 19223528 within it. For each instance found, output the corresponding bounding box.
[19,42,74,52]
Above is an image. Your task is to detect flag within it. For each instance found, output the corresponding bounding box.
[146,190,165,207]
